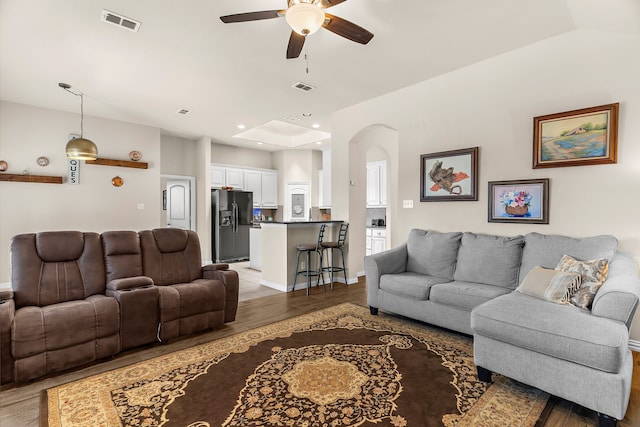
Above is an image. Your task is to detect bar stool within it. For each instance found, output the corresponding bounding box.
[292,224,326,296]
[321,223,349,289]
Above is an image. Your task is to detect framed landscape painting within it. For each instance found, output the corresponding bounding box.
[488,179,549,224]
[533,103,618,168]
[420,147,478,202]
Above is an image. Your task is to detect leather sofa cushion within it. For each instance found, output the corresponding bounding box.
[140,229,202,285]
[405,229,462,280]
[454,233,524,288]
[519,233,617,285]
[102,231,144,282]
[11,232,106,308]
[471,292,628,373]
[12,295,119,358]
[430,281,512,311]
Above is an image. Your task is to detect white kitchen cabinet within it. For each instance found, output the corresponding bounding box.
[366,227,386,255]
[211,166,226,188]
[366,160,387,207]
[244,169,278,208]
[225,168,245,190]
[261,170,278,208]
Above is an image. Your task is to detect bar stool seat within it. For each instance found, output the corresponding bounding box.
[293,224,326,296]
[321,223,349,289]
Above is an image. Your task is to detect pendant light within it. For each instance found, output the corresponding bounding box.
[59,83,98,160]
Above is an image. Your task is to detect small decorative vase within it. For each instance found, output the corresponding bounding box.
[505,205,528,216]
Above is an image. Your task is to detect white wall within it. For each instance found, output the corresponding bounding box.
[331,29,640,338]
[211,143,274,170]
[161,135,198,176]
[0,101,161,282]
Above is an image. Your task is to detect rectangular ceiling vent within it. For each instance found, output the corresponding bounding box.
[292,82,315,92]
[101,9,141,32]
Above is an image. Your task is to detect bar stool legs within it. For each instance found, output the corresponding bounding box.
[321,223,349,290]
[292,224,326,296]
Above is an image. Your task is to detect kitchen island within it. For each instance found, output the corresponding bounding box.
[258,220,344,292]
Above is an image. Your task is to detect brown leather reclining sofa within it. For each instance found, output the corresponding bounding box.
[0,228,239,384]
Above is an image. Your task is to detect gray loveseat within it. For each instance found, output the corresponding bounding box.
[364,229,640,426]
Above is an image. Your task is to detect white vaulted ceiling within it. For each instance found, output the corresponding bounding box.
[1,0,638,150]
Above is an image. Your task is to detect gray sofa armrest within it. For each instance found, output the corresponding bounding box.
[592,252,640,328]
[364,244,408,308]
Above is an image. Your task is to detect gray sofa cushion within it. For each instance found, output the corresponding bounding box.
[453,233,524,288]
[471,292,628,373]
[380,272,448,300]
[430,281,512,311]
[406,229,462,280]
[519,233,618,284]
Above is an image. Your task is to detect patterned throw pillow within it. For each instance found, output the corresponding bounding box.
[516,266,582,305]
[555,254,609,309]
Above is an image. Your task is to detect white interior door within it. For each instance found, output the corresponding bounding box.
[167,179,191,229]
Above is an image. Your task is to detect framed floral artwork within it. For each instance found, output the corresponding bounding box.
[488,179,549,224]
[420,147,478,202]
[533,103,618,168]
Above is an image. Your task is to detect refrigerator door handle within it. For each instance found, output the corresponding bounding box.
[233,202,238,233]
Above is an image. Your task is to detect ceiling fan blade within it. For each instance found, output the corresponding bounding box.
[286,31,306,59]
[318,0,348,9]
[322,13,374,44]
[220,10,283,23]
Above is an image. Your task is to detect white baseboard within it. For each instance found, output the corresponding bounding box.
[629,339,640,352]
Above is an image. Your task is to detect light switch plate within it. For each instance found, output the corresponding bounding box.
[403,200,414,208]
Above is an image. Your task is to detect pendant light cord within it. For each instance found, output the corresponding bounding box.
[60,84,85,137]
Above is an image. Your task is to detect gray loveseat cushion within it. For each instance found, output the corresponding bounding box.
[430,281,512,310]
[453,233,524,288]
[380,272,448,300]
[406,229,462,280]
[471,292,628,373]
[519,233,618,284]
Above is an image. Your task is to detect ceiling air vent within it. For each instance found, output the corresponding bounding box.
[101,10,141,32]
[292,82,315,92]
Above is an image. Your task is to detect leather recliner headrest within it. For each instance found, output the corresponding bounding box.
[36,231,84,262]
[151,228,189,253]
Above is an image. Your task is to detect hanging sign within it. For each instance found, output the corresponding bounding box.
[68,159,80,184]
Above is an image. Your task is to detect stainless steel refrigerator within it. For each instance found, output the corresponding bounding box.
[212,189,253,262]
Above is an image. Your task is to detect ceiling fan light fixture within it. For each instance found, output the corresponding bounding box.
[286,3,325,36]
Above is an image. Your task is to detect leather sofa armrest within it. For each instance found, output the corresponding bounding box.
[204,268,239,323]
[202,263,230,272]
[0,288,13,302]
[0,292,15,384]
[107,276,154,291]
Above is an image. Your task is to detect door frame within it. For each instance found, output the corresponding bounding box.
[161,174,196,232]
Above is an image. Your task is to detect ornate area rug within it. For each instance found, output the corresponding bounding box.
[44,303,548,426]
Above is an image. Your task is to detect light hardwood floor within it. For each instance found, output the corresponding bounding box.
[0,279,638,426]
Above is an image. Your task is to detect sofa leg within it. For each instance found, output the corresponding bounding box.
[476,366,492,383]
[369,306,378,315]
[597,413,617,427]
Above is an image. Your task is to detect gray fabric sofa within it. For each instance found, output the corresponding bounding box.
[364,229,640,426]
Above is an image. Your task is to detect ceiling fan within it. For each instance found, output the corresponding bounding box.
[220,0,374,59]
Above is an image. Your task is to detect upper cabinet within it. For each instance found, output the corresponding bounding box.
[366,160,387,207]
[212,164,278,208]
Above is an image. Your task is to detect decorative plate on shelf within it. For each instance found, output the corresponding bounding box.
[129,150,142,161]
[0,160,7,171]
[112,176,124,187]
[37,156,49,167]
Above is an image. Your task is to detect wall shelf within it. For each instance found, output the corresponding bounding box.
[0,173,63,184]
[85,158,148,169]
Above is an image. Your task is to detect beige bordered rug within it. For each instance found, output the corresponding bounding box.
[44,303,549,426]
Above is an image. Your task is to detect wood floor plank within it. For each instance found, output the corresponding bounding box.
[1,279,639,427]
